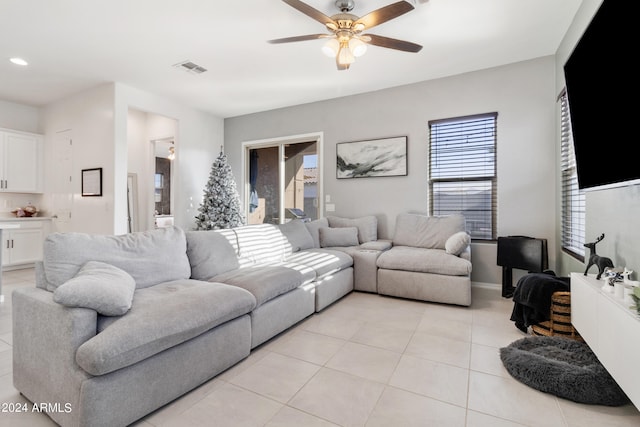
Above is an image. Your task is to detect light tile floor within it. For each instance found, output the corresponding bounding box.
[1,268,640,427]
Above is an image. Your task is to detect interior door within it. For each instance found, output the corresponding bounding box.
[51,130,74,232]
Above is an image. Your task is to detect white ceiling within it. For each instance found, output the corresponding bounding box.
[0,0,582,118]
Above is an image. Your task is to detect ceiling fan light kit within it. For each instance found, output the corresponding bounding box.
[348,37,367,57]
[322,38,340,57]
[269,0,423,70]
[338,40,355,65]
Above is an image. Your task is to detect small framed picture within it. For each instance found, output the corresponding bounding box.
[81,168,103,197]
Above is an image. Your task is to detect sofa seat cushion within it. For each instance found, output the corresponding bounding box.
[77,279,256,376]
[359,240,393,251]
[377,246,472,276]
[211,265,312,307]
[285,248,354,278]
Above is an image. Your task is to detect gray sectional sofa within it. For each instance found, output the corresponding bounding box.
[12,213,471,427]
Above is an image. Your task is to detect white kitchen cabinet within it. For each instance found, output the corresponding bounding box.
[0,128,44,193]
[571,272,640,409]
[1,220,46,267]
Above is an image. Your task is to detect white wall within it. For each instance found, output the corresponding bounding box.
[115,83,224,233]
[38,82,223,235]
[0,99,41,133]
[225,57,558,285]
[126,108,149,231]
[554,0,640,278]
[43,84,116,234]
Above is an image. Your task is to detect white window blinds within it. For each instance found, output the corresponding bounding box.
[429,113,497,240]
[560,90,585,259]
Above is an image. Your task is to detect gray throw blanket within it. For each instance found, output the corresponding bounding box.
[509,272,570,332]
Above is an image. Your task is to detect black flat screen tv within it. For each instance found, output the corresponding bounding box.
[563,0,636,191]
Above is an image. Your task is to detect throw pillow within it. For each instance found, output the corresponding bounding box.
[319,226,360,247]
[327,215,378,243]
[53,261,136,316]
[445,231,471,256]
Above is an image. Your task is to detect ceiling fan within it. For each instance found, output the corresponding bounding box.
[268,0,423,70]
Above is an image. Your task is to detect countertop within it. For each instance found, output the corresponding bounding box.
[0,216,52,222]
[0,223,20,229]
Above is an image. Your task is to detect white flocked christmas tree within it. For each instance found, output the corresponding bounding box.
[195,151,245,230]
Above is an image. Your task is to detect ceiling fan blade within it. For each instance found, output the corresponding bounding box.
[268,34,329,44]
[363,33,423,52]
[354,1,415,30]
[281,0,337,27]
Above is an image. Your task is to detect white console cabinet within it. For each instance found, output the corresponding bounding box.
[571,272,640,409]
[0,128,44,193]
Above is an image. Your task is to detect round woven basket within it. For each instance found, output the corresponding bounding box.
[531,291,584,342]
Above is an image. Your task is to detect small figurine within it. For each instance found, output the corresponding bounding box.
[584,233,614,280]
[603,267,623,286]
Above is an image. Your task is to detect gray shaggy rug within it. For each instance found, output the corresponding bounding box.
[500,336,629,406]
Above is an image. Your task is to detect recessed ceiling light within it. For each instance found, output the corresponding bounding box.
[9,57,28,66]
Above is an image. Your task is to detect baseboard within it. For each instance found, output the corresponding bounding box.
[471,281,501,290]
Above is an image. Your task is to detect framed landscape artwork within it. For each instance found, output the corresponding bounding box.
[336,136,407,179]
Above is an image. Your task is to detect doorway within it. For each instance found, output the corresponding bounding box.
[244,134,322,224]
[152,138,175,228]
[51,130,73,232]
[126,108,178,231]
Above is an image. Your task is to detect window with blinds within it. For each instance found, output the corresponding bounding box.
[560,90,585,260]
[429,113,497,240]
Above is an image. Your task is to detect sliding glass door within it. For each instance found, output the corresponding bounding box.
[246,139,319,224]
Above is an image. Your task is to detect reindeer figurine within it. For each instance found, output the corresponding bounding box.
[584,233,614,279]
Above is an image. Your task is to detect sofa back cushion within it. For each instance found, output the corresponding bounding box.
[393,213,466,249]
[327,215,378,243]
[186,229,241,280]
[234,224,288,266]
[42,226,191,291]
[305,218,329,248]
[277,220,315,254]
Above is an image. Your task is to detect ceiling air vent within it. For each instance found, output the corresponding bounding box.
[173,60,207,74]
